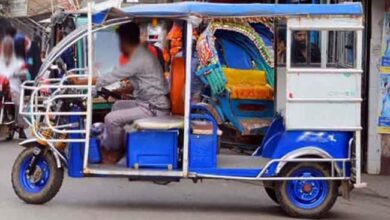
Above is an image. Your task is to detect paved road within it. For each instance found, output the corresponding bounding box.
[0,139,389,220]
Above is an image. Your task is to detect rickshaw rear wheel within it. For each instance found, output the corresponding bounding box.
[12,147,64,204]
[264,186,278,204]
[263,181,278,204]
[275,162,338,219]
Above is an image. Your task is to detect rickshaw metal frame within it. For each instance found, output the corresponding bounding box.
[18,2,366,185]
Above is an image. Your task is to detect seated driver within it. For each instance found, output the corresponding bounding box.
[72,22,170,164]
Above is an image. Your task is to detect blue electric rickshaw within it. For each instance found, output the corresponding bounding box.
[12,2,365,218]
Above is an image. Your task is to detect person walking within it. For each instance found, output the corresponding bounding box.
[0,37,28,138]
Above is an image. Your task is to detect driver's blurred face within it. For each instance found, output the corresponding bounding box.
[119,40,128,56]
[118,39,135,57]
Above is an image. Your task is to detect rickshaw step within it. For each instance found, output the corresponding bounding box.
[128,176,180,183]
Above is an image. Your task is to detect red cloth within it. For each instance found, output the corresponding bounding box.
[170,57,185,116]
[0,75,11,100]
[118,45,159,66]
[119,54,129,66]
[148,44,159,58]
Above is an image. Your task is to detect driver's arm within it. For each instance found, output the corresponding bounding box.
[96,61,138,87]
[112,80,134,96]
[69,65,134,86]
[71,52,139,86]
[69,76,97,85]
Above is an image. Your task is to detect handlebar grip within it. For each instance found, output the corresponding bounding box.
[98,87,122,100]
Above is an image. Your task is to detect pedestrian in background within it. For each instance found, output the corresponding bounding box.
[0,36,28,138]
[4,25,41,81]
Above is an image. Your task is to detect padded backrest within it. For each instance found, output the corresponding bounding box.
[223,67,267,87]
[170,57,185,116]
[217,38,253,70]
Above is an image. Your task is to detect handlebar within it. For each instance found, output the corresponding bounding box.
[96,87,122,100]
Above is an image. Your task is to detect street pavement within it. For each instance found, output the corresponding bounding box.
[0,139,389,220]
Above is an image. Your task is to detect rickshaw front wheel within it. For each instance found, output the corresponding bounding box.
[12,147,64,204]
[275,162,338,219]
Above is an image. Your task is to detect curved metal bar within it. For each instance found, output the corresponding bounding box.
[46,142,68,168]
[37,19,132,82]
[256,157,350,179]
[274,147,333,174]
[193,173,350,181]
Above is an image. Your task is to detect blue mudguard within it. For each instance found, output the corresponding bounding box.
[254,115,353,176]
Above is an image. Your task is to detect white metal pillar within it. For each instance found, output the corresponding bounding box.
[182,21,193,176]
[83,0,94,170]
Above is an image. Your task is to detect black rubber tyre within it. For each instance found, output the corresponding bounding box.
[275,163,338,219]
[264,186,279,204]
[6,125,15,141]
[12,147,64,204]
[5,105,15,140]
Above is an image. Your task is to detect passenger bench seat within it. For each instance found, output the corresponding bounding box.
[223,67,274,100]
[132,116,184,130]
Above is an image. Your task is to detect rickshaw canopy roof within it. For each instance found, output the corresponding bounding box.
[93,2,363,24]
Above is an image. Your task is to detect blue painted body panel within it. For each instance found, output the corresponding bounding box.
[89,138,102,164]
[118,2,363,18]
[127,130,179,169]
[189,113,218,169]
[253,115,352,160]
[261,131,352,159]
[94,3,363,23]
[251,115,353,176]
[68,113,85,178]
[253,116,285,156]
[189,134,217,169]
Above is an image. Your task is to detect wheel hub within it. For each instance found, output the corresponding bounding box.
[302,183,313,193]
[295,179,321,201]
[27,166,43,184]
[18,155,52,194]
[287,168,329,210]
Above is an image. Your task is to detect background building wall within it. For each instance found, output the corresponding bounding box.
[368,0,388,174]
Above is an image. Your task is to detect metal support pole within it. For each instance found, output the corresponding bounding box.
[182,21,193,176]
[285,24,291,122]
[321,30,328,68]
[354,130,366,187]
[354,29,366,188]
[83,0,94,170]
